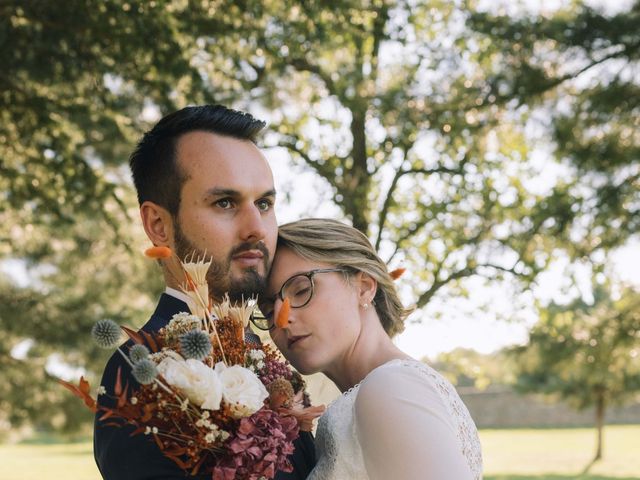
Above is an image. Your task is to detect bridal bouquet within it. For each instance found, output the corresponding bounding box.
[60,246,323,480]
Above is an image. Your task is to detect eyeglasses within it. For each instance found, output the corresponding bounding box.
[251,268,348,331]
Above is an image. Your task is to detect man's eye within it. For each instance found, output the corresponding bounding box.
[256,199,273,212]
[215,199,233,209]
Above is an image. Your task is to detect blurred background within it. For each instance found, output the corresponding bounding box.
[1,0,638,478]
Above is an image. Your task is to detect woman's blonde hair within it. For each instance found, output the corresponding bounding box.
[277,218,413,337]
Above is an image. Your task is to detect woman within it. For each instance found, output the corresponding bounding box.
[255,218,483,480]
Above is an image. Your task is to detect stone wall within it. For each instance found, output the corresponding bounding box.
[303,371,640,429]
[459,386,640,428]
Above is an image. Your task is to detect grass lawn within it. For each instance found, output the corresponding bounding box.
[0,425,638,479]
[0,440,100,480]
[481,425,640,479]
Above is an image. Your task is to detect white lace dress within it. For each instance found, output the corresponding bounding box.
[308,359,483,480]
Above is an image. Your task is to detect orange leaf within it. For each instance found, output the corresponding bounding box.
[78,376,92,396]
[389,267,406,280]
[191,455,206,475]
[99,410,116,421]
[117,387,129,408]
[154,433,165,450]
[165,453,189,470]
[144,246,172,259]
[276,298,291,329]
[58,377,97,412]
[141,404,155,422]
[141,330,159,352]
[114,367,123,396]
[121,325,145,345]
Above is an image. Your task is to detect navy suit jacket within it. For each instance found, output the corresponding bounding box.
[94,294,316,479]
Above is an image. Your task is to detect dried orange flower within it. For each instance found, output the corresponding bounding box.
[389,267,406,280]
[276,298,291,329]
[145,246,173,259]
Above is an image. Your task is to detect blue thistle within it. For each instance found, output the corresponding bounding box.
[129,344,150,364]
[91,319,122,349]
[132,359,157,385]
[180,329,211,360]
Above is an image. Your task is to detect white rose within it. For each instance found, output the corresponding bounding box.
[215,362,269,418]
[157,357,223,410]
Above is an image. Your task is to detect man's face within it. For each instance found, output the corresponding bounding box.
[171,131,277,301]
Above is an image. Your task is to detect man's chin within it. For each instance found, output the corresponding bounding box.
[231,263,265,279]
[227,269,267,301]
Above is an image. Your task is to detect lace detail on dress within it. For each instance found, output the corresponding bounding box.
[309,359,483,480]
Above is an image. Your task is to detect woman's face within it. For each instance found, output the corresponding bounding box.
[261,247,362,375]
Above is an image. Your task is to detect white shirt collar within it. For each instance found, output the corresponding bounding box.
[164,286,193,307]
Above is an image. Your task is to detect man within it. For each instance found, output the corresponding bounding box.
[94,105,316,479]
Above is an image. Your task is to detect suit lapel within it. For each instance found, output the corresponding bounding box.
[142,293,191,333]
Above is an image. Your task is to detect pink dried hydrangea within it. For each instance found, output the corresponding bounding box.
[212,408,299,480]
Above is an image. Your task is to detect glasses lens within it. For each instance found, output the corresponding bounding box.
[251,309,272,331]
[250,302,273,330]
[282,274,313,308]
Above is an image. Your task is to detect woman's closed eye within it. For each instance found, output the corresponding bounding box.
[291,286,311,298]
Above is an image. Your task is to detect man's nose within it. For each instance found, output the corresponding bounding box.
[239,204,268,242]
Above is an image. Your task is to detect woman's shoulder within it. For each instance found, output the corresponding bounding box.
[355,358,453,406]
[353,361,483,479]
[360,358,445,388]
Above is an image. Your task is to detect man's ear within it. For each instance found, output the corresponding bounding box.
[140,201,174,247]
[356,272,377,305]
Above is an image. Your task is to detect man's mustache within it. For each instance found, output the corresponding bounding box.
[229,241,270,260]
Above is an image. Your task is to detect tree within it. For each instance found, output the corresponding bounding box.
[0,1,549,432]
[467,0,640,258]
[511,282,640,462]
[0,192,165,434]
[0,0,232,434]
[430,348,516,390]
[2,0,638,433]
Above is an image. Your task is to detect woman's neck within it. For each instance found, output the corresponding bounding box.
[324,315,412,393]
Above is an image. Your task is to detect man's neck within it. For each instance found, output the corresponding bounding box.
[164,286,192,306]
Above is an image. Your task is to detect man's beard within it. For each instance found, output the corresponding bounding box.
[173,221,270,303]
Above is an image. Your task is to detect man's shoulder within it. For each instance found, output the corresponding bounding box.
[97,294,189,401]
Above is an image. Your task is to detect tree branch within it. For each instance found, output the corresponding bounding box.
[375,157,469,250]
[275,135,337,184]
[289,56,340,98]
[415,266,476,309]
[369,4,390,88]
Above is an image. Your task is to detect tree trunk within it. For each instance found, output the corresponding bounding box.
[594,393,605,461]
[347,109,370,235]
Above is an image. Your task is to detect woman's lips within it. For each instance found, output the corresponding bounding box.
[288,334,310,349]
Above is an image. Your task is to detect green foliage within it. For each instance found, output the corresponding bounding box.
[429,348,517,390]
[1,0,639,434]
[511,283,640,410]
[467,1,640,256]
[0,182,164,433]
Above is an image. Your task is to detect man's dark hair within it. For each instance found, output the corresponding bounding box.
[129,105,266,216]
